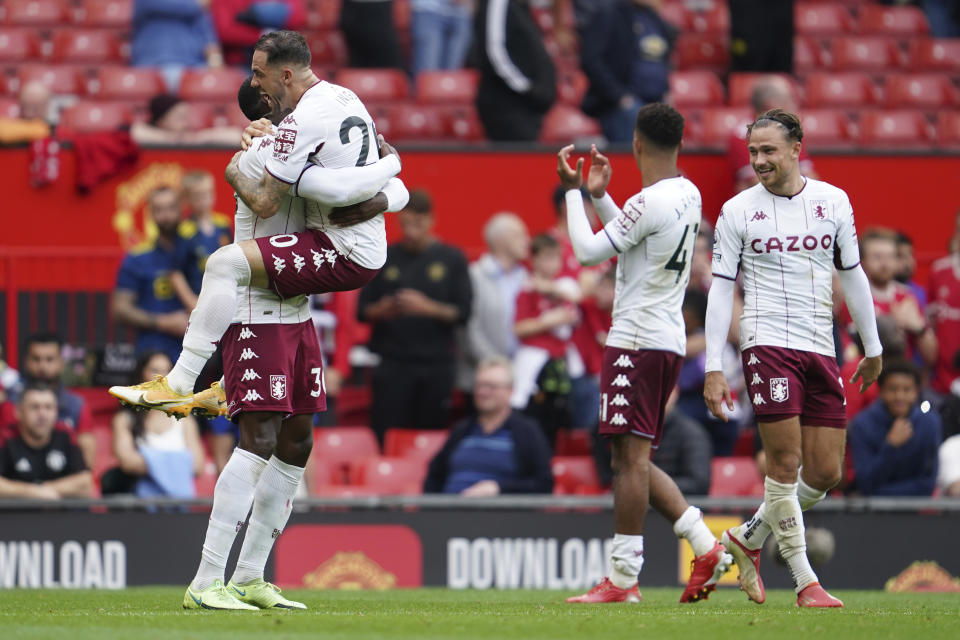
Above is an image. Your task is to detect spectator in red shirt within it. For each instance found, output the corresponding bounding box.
[211,1,306,66]
[928,210,960,394]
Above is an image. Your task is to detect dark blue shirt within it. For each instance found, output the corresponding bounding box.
[629,4,672,103]
[131,0,218,67]
[177,214,232,293]
[443,422,518,494]
[849,399,942,496]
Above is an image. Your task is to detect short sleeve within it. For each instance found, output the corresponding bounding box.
[602,192,661,252]
[711,208,742,280]
[833,193,861,271]
[115,256,139,292]
[264,106,328,184]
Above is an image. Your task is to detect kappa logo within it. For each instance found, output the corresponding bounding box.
[240,368,261,382]
[270,375,287,400]
[770,377,789,403]
[273,254,286,274]
[242,389,264,402]
[752,393,766,406]
[239,348,259,361]
[750,372,763,386]
[237,327,257,340]
[747,353,761,366]
[271,528,282,540]
[257,137,272,151]
[280,114,298,127]
[610,394,629,407]
[292,251,306,273]
[750,211,768,222]
[613,354,634,368]
[839,376,847,406]
[235,520,245,533]
[609,413,628,426]
[611,374,631,388]
[310,248,338,271]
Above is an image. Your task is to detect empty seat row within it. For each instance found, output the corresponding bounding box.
[1,0,131,27]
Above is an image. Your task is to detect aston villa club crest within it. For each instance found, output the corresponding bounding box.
[770,377,789,403]
[811,200,827,220]
[270,375,288,400]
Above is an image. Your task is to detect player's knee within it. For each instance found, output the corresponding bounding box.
[276,431,313,467]
[205,244,249,283]
[803,465,842,491]
[239,429,278,459]
[764,450,801,484]
[609,437,649,476]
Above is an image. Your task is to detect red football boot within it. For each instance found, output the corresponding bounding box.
[566,578,642,603]
[721,527,766,604]
[797,582,844,608]
[680,541,734,603]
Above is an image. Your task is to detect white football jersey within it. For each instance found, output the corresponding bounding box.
[712,178,861,357]
[233,136,311,325]
[266,80,388,269]
[603,176,702,356]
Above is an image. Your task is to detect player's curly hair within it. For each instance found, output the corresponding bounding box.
[634,103,685,150]
[238,77,271,122]
[748,108,804,143]
[255,30,311,68]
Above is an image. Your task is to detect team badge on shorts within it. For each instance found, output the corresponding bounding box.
[270,375,288,400]
[770,377,789,403]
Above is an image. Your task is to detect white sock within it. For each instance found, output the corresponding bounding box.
[191,448,266,591]
[609,533,644,589]
[168,244,251,395]
[797,471,827,510]
[673,506,716,557]
[739,467,827,551]
[231,456,304,585]
[763,476,818,592]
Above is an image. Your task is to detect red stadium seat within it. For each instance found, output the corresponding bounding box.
[220,101,254,129]
[799,109,854,150]
[178,68,248,102]
[310,458,337,488]
[374,104,446,140]
[554,429,592,457]
[415,69,478,105]
[350,456,426,494]
[50,29,123,63]
[304,0,341,30]
[688,3,729,34]
[0,28,41,61]
[194,467,218,497]
[552,456,599,495]
[556,70,588,107]
[312,485,383,498]
[673,34,729,72]
[313,427,380,479]
[90,426,117,479]
[73,0,132,27]
[669,70,725,108]
[828,36,903,71]
[726,73,799,107]
[858,5,929,36]
[538,104,601,143]
[184,101,218,128]
[699,106,752,147]
[17,64,85,95]
[442,105,485,142]
[383,429,448,461]
[804,72,877,108]
[336,68,410,103]
[0,97,17,116]
[908,38,960,72]
[1,0,67,26]
[88,67,164,100]
[794,3,854,36]
[306,29,348,67]
[936,111,960,149]
[709,457,764,497]
[58,100,132,133]
[884,74,957,110]
[858,110,934,149]
[393,0,410,31]
[793,36,823,73]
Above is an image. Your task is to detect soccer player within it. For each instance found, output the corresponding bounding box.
[559,103,732,604]
[111,30,406,416]
[704,108,883,608]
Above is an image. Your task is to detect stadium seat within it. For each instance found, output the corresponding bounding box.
[350,456,426,494]
[794,3,854,36]
[556,70,588,107]
[415,69,478,105]
[58,100,132,133]
[0,28,40,62]
[185,101,218,129]
[336,68,410,103]
[538,105,601,144]
[179,67,248,102]
[804,72,877,108]
[306,29,348,67]
[313,426,380,481]
[936,111,960,149]
[373,104,445,141]
[673,34,729,72]
[793,36,823,73]
[0,97,17,116]
[688,3,729,33]
[709,457,764,497]
[393,0,410,31]
[726,73,798,107]
[669,70,724,108]
[50,29,123,63]
[828,36,903,71]
[554,429,592,457]
[908,38,960,72]
[312,484,383,498]
[442,105,485,142]
[883,74,957,110]
[1,0,67,26]
[552,456,600,495]
[73,0,132,27]
[220,101,253,129]
[88,67,164,101]
[90,427,117,479]
[858,4,929,36]
[194,467,218,498]
[798,109,854,150]
[304,0,340,30]
[17,64,85,96]
[858,110,934,149]
[383,429,448,462]
[698,106,752,147]
[310,458,336,488]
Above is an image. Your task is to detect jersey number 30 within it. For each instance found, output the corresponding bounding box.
[665,223,699,284]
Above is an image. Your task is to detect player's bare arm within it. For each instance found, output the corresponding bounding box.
[225,154,288,219]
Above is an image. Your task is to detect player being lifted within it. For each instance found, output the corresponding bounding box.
[558,104,732,604]
[704,108,882,608]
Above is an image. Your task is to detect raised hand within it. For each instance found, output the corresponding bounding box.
[587,144,612,198]
[557,144,584,191]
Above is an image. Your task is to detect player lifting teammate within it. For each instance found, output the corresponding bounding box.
[558,103,732,604]
[704,108,883,608]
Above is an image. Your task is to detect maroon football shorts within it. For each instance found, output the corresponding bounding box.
[255,229,379,300]
[597,346,683,448]
[221,320,326,419]
[741,345,846,428]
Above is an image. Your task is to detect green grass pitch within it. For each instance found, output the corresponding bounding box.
[1,588,957,640]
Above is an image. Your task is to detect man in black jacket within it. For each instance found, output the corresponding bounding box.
[424,356,554,495]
